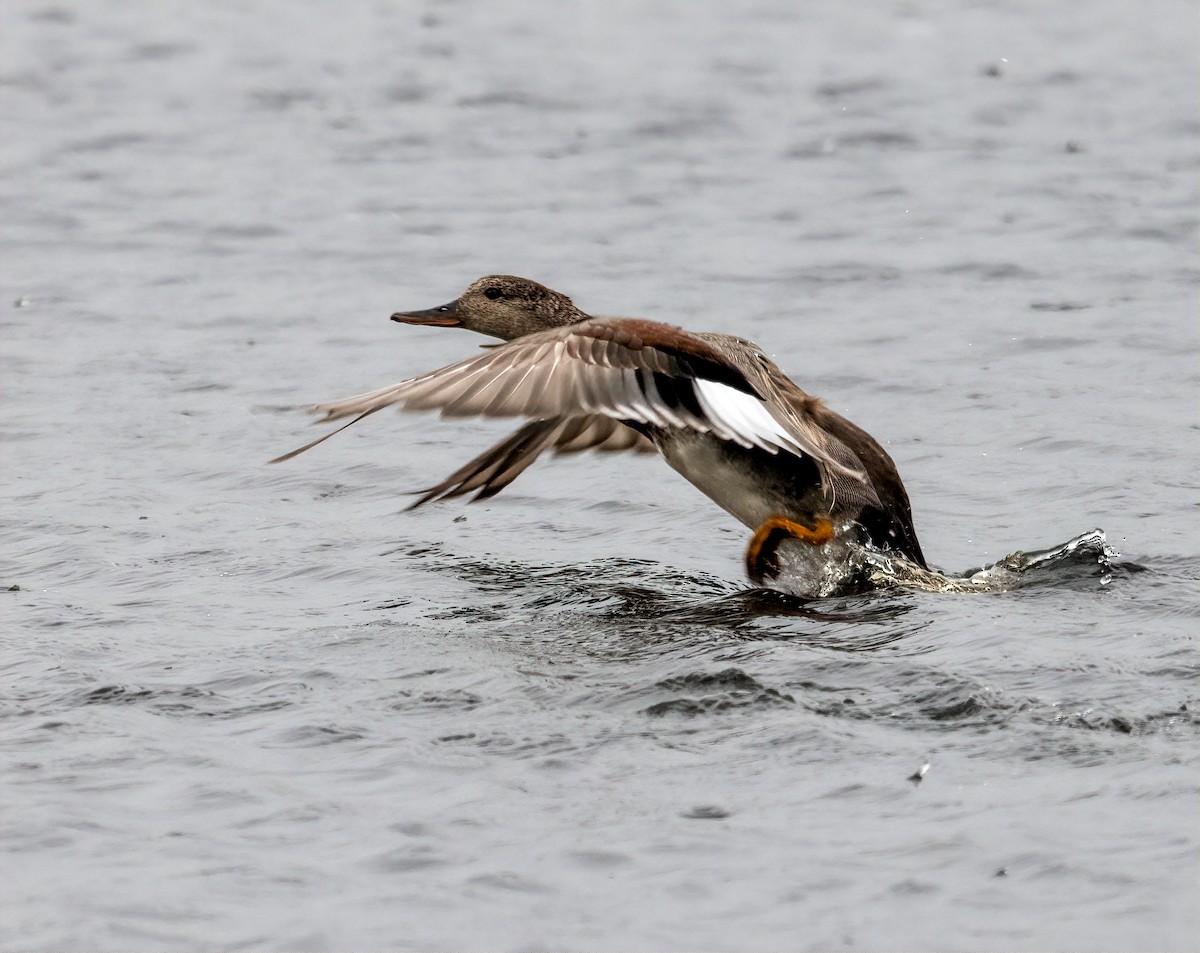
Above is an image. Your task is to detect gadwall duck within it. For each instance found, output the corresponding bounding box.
[273,275,927,584]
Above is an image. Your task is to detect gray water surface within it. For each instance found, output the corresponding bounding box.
[2,1,1198,950]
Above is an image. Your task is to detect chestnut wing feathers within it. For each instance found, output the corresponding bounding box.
[273,318,870,500]
[305,321,740,430]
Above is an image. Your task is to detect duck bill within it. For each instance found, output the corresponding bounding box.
[391,300,462,327]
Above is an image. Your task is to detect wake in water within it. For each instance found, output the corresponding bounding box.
[770,529,1117,597]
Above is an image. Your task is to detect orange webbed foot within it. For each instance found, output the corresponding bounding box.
[745,516,835,584]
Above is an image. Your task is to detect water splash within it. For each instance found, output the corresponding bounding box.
[765,528,1117,597]
[862,528,1117,594]
[389,528,1119,603]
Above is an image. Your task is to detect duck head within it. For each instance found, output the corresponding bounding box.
[392,275,588,341]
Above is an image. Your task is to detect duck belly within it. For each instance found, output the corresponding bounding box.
[654,431,825,530]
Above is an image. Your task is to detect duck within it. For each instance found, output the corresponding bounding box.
[272,275,927,586]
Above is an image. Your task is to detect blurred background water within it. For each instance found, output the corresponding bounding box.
[2,1,1197,950]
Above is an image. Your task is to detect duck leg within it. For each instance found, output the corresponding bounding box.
[745,516,835,584]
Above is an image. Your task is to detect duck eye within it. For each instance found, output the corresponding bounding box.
[483,287,503,300]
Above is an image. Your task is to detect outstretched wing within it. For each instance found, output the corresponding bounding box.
[272,318,864,482]
[408,415,653,508]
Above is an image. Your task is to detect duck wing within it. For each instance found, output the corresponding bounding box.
[272,318,862,478]
[408,416,653,508]
[699,333,924,564]
[689,332,870,486]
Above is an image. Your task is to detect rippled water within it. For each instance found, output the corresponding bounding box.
[3,1,1197,950]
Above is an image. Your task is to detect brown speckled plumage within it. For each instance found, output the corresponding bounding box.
[274,275,926,573]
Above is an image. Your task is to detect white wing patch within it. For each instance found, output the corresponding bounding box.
[296,343,817,465]
[693,378,803,456]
